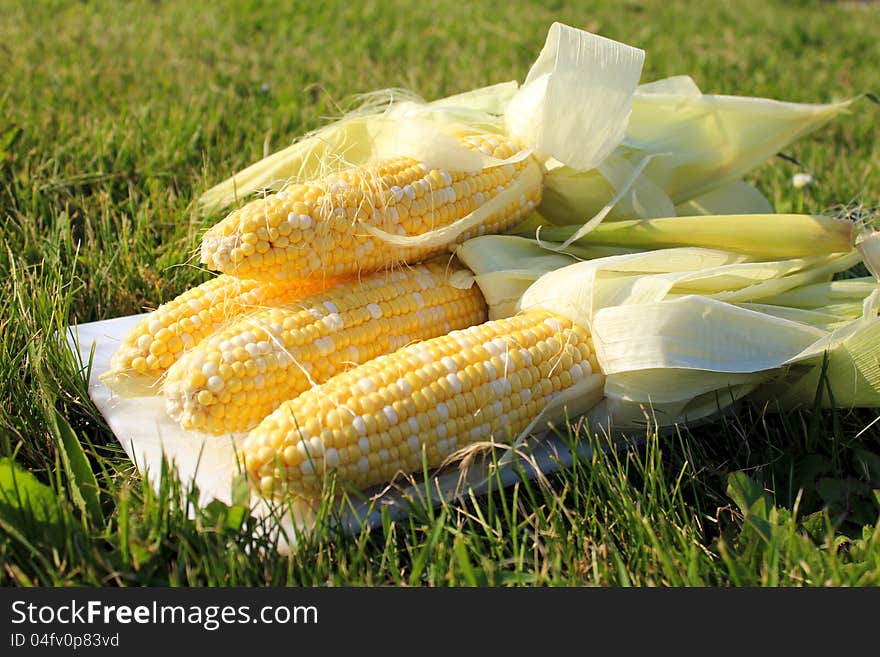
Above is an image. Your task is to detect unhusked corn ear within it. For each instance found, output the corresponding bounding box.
[200,133,543,280]
[240,309,603,498]
[102,275,336,395]
[163,261,488,434]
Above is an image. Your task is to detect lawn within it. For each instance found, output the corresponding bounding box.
[1,0,879,586]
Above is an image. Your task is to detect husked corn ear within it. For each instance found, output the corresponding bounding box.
[163,262,488,434]
[200,134,542,280]
[240,309,603,497]
[102,275,335,395]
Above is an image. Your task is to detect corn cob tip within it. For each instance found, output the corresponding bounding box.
[105,275,341,395]
[199,226,240,277]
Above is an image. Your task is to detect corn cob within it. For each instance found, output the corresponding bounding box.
[102,274,337,395]
[163,261,488,435]
[200,133,543,281]
[240,309,603,497]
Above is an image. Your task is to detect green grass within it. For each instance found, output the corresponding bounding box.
[1,0,879,586]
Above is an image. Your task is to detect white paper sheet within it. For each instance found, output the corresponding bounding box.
[65,314,602,550]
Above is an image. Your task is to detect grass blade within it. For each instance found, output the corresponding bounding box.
[46,408,104,527]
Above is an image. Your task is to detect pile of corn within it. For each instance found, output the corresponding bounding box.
[104,130,592,499]
[102,23,878,506]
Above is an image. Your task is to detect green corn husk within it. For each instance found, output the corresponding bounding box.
[733,303,862,332]
[453,235,578,319]
[518,249,877,432]
[675,179,773,216]
[536,76,850,226]
[754,277,876,308]
[538,213,855,260]
[754,233,880,411]
[510,177,776,235]
[456,221,880,435]
[457,213,858,307]
[754,320,880,410]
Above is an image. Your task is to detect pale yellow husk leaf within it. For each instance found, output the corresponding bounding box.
[536,78,850,226]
